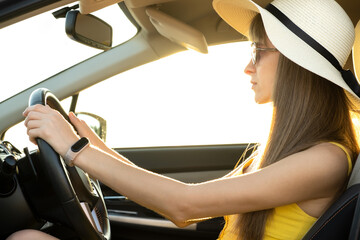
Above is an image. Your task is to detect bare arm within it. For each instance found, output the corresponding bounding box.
[23,105,349,227]
[74,142,349,226]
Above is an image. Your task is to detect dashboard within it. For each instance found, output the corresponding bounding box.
[0,141,42,238]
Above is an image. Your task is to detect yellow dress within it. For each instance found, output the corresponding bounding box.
[217,142,352,240]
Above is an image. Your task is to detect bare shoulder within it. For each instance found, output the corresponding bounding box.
[277,142,349,169]
[269,142,350,198]
[305,142,349,169]
[287,142,349,188]
[312,142,349,155]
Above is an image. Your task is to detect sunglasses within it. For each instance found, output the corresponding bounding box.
[251,42,278,65]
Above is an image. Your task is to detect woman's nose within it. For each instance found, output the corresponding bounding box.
[244,59,255,75]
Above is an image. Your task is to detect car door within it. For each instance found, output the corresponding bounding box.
[71,42,273,240]
[105,144,253,240]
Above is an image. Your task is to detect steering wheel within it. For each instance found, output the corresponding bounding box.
[28,88,110,240]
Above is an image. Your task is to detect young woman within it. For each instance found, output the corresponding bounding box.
[8,0,360,239]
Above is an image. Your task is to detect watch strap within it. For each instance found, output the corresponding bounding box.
[64,137,90,166]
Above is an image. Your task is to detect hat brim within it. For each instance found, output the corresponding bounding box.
[354,21,360,81]
[212,0,259,38]
[213,0,360,107]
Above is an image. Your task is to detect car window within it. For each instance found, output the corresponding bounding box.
[4,42,273,150]
[75,42,273,148]
[0,4,137,103]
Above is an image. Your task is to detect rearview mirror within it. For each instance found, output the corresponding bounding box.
[65,10,112,50]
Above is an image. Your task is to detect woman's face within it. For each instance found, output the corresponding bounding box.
[244,37,280,104]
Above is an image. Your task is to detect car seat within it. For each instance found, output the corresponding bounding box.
[302,154,360,240]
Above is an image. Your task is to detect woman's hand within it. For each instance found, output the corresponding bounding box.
[68,112,107,150]
[68,112,132,163]
[23,104,80,157]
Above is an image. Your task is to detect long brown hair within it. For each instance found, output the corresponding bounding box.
[234,14,360,240]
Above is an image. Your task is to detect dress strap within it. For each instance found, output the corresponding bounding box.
[328,142,353,175]
[232,158,254,176]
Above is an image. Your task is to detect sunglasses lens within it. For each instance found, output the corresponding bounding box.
[251,44,256,65]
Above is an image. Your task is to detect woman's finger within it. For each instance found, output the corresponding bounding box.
[27,128,41,145]
[23,104,50,117]
[25,118,43,130]
[69,112,82,128]
[69,112,92,137]
[24,111,48,127]
[68,112,105,149]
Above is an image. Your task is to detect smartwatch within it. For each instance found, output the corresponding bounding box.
[64,137,90,166]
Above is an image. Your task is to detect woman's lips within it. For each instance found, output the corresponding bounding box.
[251,81,257,89]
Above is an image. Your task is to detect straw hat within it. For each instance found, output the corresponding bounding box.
[213,0,360,107]
[355,21,360,81]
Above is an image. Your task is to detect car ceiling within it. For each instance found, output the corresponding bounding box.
[1,0,359,55]
[1,0,359,30]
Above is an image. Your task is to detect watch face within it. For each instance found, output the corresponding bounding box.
[71,138,89,152]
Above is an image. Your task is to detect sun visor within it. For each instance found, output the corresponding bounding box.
[80,0,123,14]
[126,0,175,8]
[146,7,208,54]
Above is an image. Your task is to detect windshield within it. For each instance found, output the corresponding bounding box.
[0,3,137,102]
